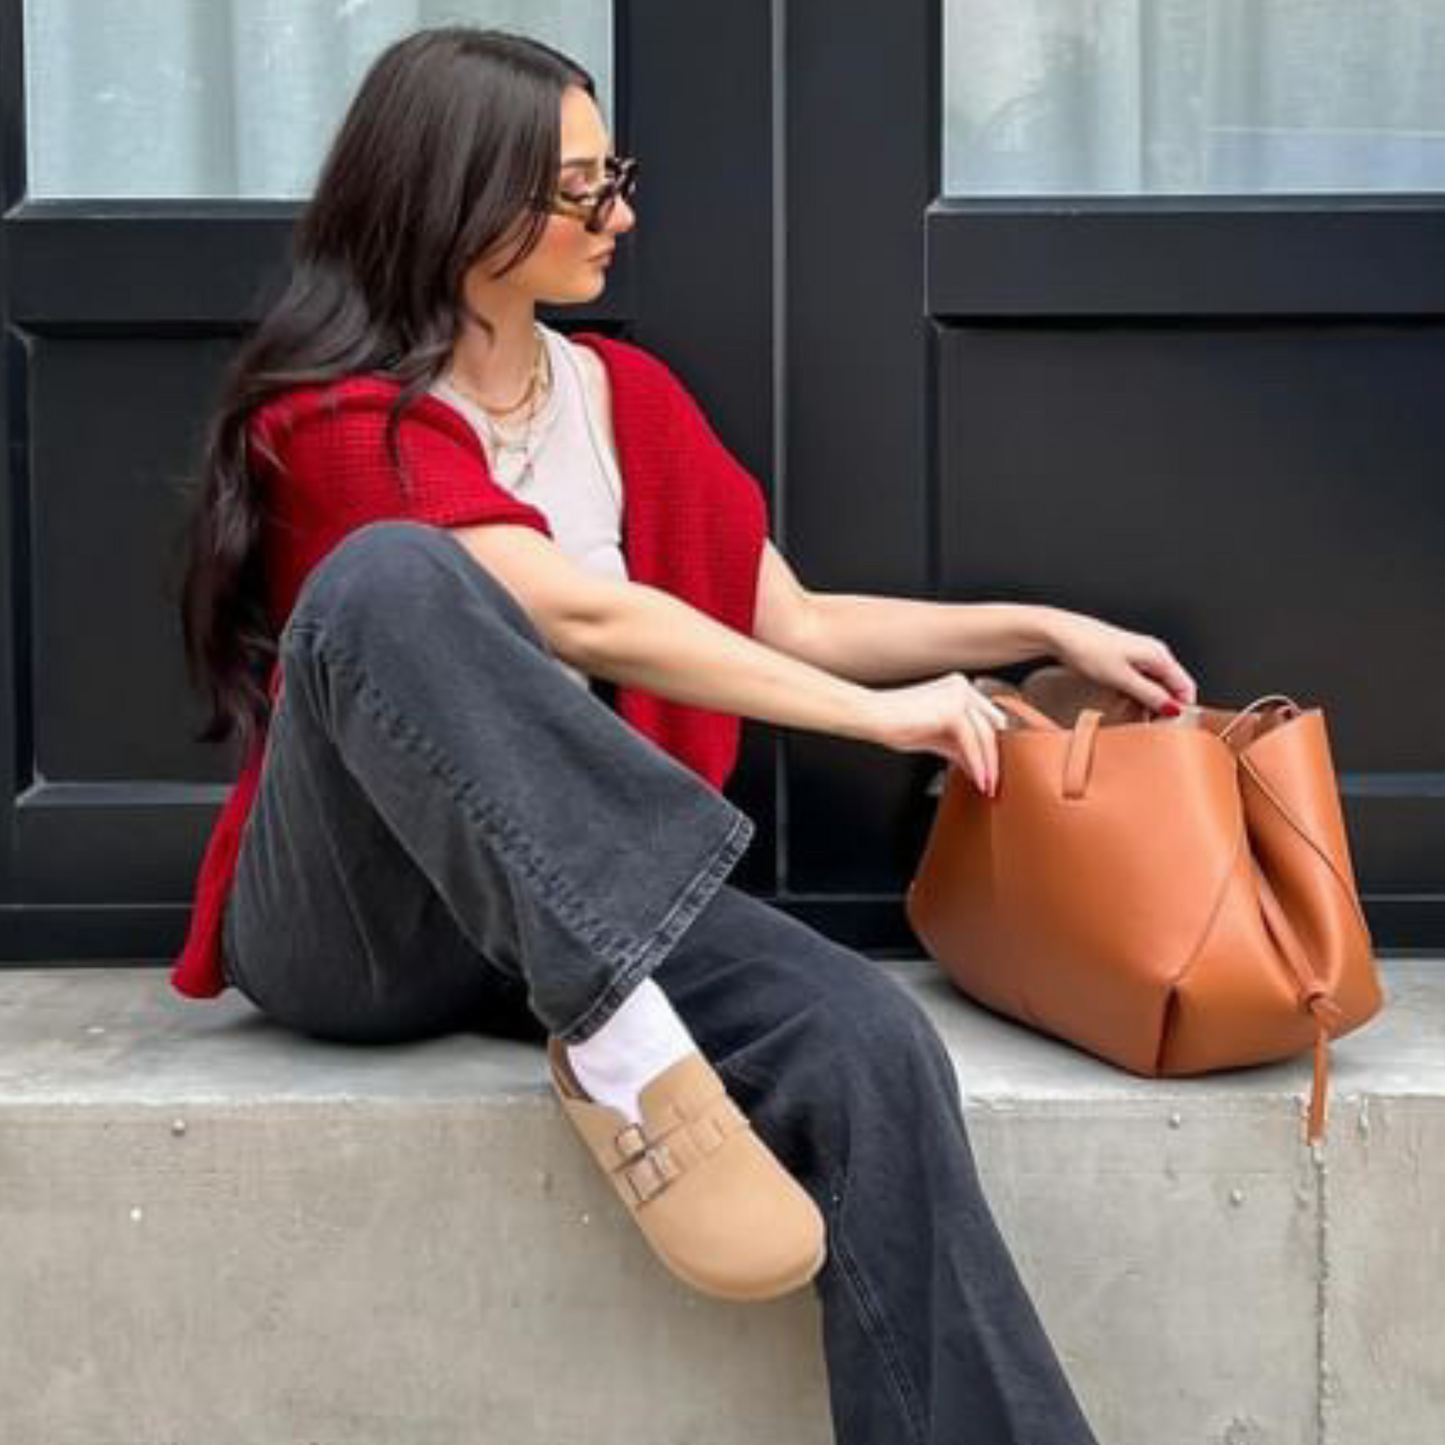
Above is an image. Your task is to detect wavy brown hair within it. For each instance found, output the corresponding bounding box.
[177,26,594,760]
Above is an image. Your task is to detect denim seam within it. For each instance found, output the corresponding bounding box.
[558,808,754,1043]
[832,1222,929,1444]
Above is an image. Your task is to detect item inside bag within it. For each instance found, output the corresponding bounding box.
[961,669,1303,759]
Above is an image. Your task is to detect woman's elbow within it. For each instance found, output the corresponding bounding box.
[549,579,638,671]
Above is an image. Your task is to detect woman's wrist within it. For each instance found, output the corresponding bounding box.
[584,581,886,745]
[1026,605,1077,661]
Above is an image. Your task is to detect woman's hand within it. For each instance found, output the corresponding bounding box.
[1047,613,1198,714]
[862,673,1011,796]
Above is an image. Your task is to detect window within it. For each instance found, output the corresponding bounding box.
[943,0,1445,195]
[23,0,612,199]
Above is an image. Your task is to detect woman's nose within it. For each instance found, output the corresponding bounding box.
[606,196,636,234]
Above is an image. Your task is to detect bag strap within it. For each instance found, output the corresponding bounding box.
[1219,693,1302,746]
[993,694,1064,731]
[999,687,1301,742]
[1238,752,1371,940]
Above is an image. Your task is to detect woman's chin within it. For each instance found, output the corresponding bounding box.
[538,272,607,306]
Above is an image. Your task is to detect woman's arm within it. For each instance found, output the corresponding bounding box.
[448,520,1011,791]
[753,540,1064,683]
[453,523,879,741]
[754,540,1198,711]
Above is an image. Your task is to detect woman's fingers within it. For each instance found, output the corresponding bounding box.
[1161,656,1199,706]
[869,673,1008,790]
[975,690,1010,730]
[957,702,1000,795]
[971,707,1001,793]
[953,712,987,793]
[1131,639,1198,708]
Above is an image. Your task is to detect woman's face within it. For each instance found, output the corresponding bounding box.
[469,85,634,306]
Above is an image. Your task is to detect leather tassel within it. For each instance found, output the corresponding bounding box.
[1307,1018,1329,1146]
[1305,994,1346,1146]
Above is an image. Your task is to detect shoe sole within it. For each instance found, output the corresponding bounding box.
[662,1234,828,1303]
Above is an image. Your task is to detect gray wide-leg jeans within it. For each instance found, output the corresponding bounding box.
[221,520,1100,1445]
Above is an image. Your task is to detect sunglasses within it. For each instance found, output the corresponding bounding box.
[547,154,639,234]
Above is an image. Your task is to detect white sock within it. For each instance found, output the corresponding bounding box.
[566,977,697,1124]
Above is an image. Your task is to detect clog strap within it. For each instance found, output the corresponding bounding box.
[608,1091,750,1207]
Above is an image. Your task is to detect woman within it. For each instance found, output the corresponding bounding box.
[175,25,1196,1444]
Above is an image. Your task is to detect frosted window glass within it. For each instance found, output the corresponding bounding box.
[943,0,1445,195]
[23,0,612,199]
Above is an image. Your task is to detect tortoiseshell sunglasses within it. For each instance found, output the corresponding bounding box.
[547,154,639,234]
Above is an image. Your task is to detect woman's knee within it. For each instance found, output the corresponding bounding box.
[750,965,959,1197]
[721,900,955,1086]
[764,949,956,1115]
[834,965,954,1087]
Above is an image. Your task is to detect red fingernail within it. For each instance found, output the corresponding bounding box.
[1162,701,1182,716]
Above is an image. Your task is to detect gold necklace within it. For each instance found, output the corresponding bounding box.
[485,341,551,455]
[446,326,549,420]
[448,328,554,481]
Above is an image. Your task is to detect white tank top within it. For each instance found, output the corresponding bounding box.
[429,323,628,692]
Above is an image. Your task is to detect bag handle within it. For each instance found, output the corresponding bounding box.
[991,697,1105,800]
[1219,693,1302,746]
[992,694,1064,731]
[923,691,1066,798]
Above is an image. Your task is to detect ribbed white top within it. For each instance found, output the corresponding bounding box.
[429,323,628,691]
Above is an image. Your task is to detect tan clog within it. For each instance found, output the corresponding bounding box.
[547,1037,827,1302]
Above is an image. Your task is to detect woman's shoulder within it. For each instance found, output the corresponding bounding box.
[565,333,610,400]
[567,331,694,403]
[251,373,441,427]
[248,374,478,460]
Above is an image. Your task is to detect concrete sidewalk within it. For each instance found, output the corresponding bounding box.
[1,953,1441,1444]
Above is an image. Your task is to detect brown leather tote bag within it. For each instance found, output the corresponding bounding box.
[906,670,1385,1146]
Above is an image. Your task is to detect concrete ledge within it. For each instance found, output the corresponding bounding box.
[1,955,1441,1445]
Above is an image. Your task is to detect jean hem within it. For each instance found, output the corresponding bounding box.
[555,808,756,1044]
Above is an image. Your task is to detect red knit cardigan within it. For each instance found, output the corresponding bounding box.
[170,333,769,1000]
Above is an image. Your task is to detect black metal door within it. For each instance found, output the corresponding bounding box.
[0,0,784,961]
[778,1,1444,952]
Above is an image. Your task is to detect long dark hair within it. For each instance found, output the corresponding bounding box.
[177,26,594,760]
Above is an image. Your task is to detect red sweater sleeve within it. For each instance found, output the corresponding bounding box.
[570,334,772,790]
[657,364,772,637]
[256,381,553,628]
[172,380,553,1002]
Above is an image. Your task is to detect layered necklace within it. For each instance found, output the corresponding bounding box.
[444,323,555,488]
